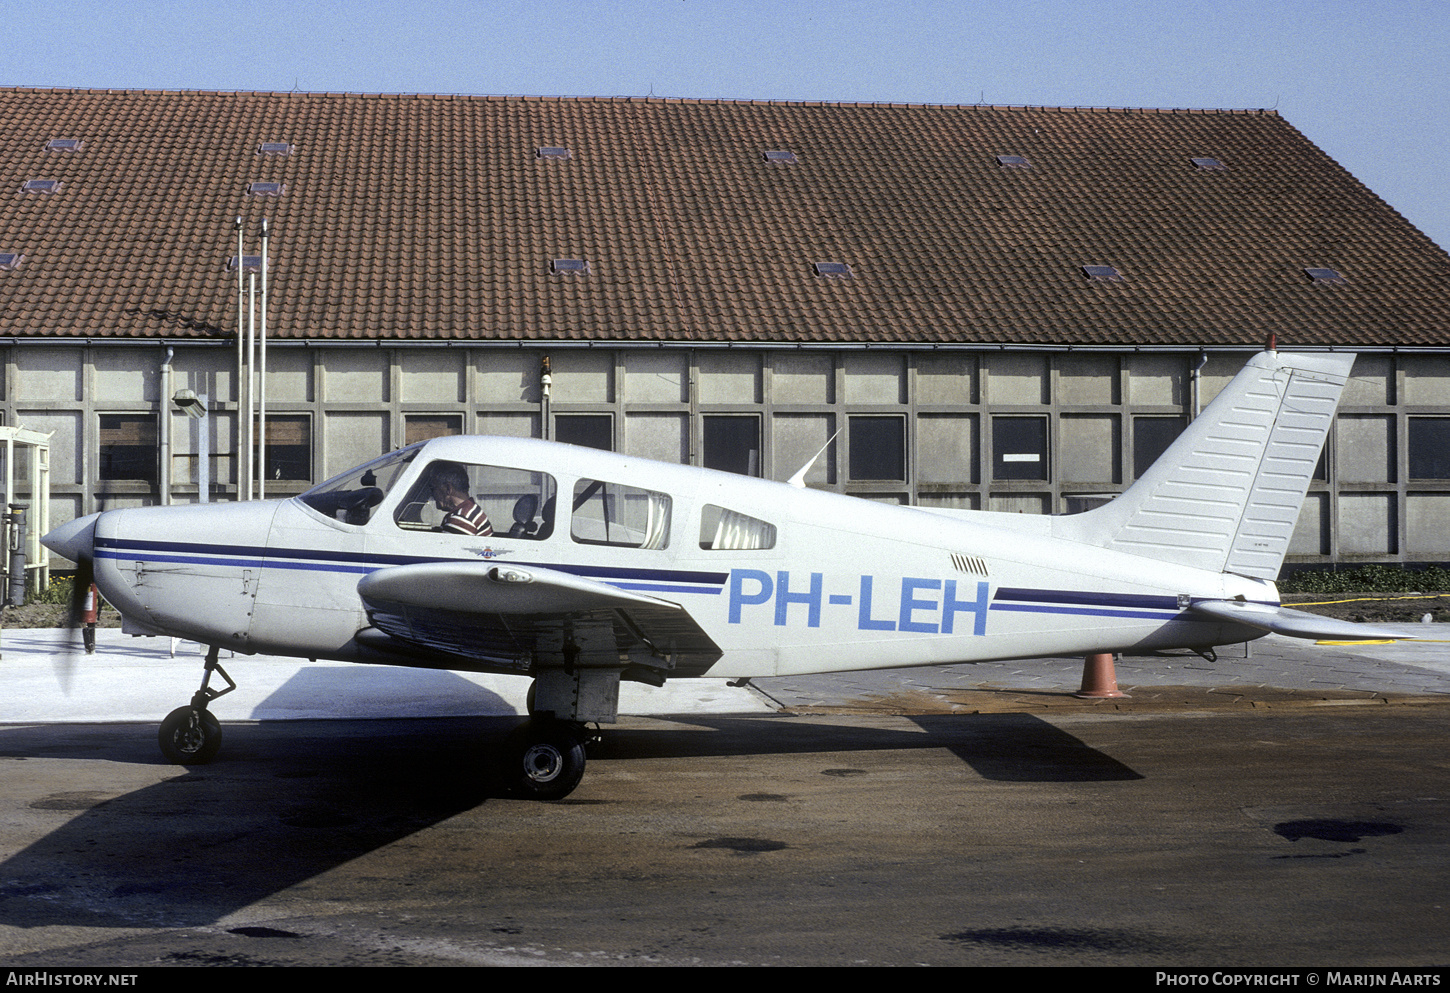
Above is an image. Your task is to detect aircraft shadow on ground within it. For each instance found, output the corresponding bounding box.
[0,713,1137,929]
[601,713,1143,783]
[0,718,506,930]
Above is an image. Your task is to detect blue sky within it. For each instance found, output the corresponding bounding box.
[5,0,1448,250]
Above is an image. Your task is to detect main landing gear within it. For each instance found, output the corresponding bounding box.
[158,646,234,765]
[503,717,589,801]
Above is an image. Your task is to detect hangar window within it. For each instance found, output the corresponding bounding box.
[555,414,612,451]
[992,416,1048,481]
[394,462,557,539]
[405,414,463,446]
[571,478,671,549]
[1132,416,1185,479]
[703,415,761,476]
[1409,418,1450,479]
[255,415,312,482]
[99,414,158,484]
[849,415,905,481]
[699,505,776,550]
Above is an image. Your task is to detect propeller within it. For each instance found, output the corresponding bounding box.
[52,554,95,693]
[38,512,102,693]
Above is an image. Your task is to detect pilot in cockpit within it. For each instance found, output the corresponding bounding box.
[428,462,494,537]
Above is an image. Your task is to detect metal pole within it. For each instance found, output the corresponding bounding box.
[246,271,255,501]
[198,394,210,504]
[259,218,269,500]
[235,216,245,502]
[159,346,173,505]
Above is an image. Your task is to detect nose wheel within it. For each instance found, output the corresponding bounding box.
[158,706,223,764]
[504,718,587,800]
[158,646,234,766]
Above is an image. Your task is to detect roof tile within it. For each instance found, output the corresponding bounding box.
[0,89,1445,347]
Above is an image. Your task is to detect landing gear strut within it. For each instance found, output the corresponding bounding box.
[158,646,234,765]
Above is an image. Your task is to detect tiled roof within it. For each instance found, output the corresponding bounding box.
[1,87,1448,348]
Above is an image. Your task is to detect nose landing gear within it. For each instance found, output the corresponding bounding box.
[158,646,234,765]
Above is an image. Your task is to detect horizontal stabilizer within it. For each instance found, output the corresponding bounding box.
[1188,599,1410,641]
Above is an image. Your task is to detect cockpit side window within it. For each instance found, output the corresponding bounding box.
[395,461,557,540]
[570,479,671,549]
[298,445,421,525]
[698,505,776,550]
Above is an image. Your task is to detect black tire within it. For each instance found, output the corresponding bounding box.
[505,719,586,800]
[158,706,222,765]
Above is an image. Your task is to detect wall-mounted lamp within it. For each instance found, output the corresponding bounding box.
[172,389,208,419]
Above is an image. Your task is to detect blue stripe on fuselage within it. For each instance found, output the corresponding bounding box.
[93,536,729,590]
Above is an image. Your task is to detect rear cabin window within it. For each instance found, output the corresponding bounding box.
[394,461,556,540]
[698,505,776,550]
[570,479,671,549]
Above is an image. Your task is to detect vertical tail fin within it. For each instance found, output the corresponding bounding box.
[1057,350,1355,579]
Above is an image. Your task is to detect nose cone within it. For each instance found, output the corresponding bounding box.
[42,512,101,563]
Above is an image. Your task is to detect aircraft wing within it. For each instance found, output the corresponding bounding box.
[1188,599,1411,641]
[355,561,722,675]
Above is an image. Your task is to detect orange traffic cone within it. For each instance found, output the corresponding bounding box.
[1075,652,1128,699]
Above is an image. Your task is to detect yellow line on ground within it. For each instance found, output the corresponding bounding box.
[1295,594,1448,606]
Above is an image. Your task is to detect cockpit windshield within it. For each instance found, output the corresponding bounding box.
[298,444,423,525]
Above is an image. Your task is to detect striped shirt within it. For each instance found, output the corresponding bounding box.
[441,499,493,537]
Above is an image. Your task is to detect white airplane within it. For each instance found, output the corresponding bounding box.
[42,348,1396,799]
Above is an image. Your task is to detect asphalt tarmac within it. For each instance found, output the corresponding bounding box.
[1,628,1447,967]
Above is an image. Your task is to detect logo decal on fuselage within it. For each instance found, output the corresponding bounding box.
[467,545,514,559]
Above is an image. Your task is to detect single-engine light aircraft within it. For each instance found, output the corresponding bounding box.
[42,349,1395,799]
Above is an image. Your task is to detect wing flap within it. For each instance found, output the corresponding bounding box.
[1188,599,1410,641]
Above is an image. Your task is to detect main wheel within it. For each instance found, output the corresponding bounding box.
[158,706,222,765]
[505,719,586,800]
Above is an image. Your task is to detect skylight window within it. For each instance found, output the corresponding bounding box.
[552,258,590,274]
[46,138,82,152]
[258,142,293,156]
[996,154,1031,168]
[1191,156,1226,171]
[22,179,60,194]
[227,255,263,273]
[537,147,572,160]
[763,150,798,164]
[1305,267,1346,285]
[247,181,286,197]
[1082,265,1124,282]
[814,261,853,278]
[0,253,24,271]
